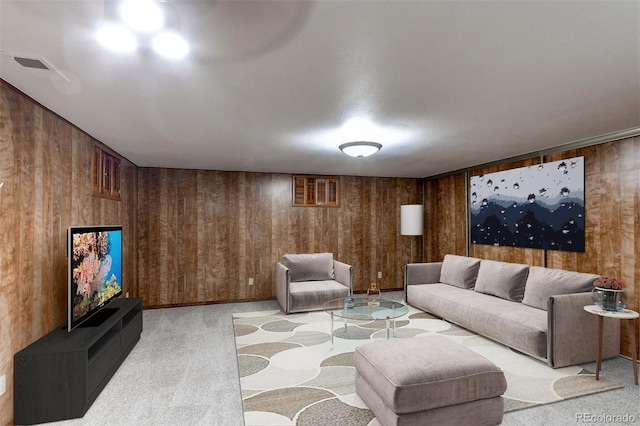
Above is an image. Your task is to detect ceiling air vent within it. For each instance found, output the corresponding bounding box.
[14,56,49,70]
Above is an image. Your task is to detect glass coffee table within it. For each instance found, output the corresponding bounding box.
[323,296,409,344]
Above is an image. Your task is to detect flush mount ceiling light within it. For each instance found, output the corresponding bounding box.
[120,0,164,33]
[339,141,382,159]
[96,0,189,60]
[152,30,189,59]
[96,23,137,53]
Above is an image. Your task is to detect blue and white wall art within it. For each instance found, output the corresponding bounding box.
[470,156,585,252]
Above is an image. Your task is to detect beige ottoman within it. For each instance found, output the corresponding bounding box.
[354,336,507,426]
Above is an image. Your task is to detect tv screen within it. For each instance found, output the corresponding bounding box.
[68,225,123,331]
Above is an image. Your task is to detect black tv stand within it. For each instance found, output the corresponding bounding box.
[78,306,118,328]
[14,298,143,425]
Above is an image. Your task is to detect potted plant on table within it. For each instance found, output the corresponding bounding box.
[592,276,627,312]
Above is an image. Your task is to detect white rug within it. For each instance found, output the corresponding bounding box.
[233,307,622,426]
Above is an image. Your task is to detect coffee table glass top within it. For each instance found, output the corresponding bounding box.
[323,296,409,321]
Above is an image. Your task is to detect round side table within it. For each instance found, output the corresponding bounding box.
[583,305,639,385]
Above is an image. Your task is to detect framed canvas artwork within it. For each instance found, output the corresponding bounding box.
[470,156,585,252]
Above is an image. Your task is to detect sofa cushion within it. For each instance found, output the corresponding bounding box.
[439,255,481,289]
[469,294,548,359]
[289,280,349,311]
[522,266,599,311]
[282,253,334,282]
[474,260,529,302]
[408,283,548,359]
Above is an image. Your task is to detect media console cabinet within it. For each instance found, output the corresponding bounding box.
[14,297,143,425]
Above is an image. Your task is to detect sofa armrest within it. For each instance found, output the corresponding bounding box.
[404,262,442,303]
[547,293,620,368]
[333,260,353,293]
[405,263,442,286]
[275,262,291,314]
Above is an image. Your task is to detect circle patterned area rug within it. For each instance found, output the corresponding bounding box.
[233,307,622,426]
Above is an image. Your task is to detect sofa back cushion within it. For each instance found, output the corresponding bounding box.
[439,254,481,289]
[522,266,598,310]
[474,260,529,302]
[282,253,335,282]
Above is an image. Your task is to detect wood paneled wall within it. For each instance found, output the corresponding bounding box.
[423,173,467,262]
[137,170,423,307]
[0,82,137,425]
[424,138,640,359]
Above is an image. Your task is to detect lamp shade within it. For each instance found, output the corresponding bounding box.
[401,205,424,236]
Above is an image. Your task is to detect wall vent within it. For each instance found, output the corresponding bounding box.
[13,56,49,70]
[0,52,70,82]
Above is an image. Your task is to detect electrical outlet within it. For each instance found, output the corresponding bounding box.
[0,374,6,397]
[125,292,129,298]
[248,278,254,286]
[378,271,382,279]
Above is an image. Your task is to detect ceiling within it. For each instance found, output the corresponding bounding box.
[1,1,639,178]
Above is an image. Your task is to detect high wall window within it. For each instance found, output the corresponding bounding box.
[292,175,339,207]
[92,143,121,200]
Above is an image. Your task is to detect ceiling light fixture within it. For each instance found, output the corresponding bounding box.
[119,0,164,33]
[96,0,189,60]
[339,141,382,159]
[152,30,189,59]
[151,2,189,59]
[96,23,137,53]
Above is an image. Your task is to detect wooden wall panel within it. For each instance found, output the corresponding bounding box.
[0,82,136,425]
[544,141,640,359]
[0,84,21,426]
[423,173,467,262]
[424,139,640,359]
[136,172,423,306]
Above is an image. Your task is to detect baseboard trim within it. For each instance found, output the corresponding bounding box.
[144,297,276,310]
[142,289,405,310]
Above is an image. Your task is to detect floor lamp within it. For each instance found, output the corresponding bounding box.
[401,204,424,263]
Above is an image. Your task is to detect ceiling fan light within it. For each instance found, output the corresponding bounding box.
[152,31,189,59]
[95,23,137,53]
[120,0,164,33]
[339,141,382,159]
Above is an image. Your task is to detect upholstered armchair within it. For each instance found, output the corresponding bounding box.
[276,253,353,314]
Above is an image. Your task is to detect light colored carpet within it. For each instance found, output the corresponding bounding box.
[45,296,637,426]
[234,307,622,426]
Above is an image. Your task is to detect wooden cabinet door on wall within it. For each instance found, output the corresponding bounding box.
[293,175,339,207]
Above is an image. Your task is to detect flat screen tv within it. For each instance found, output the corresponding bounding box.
[68,225,123,331]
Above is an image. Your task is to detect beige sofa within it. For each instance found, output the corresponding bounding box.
[276,253,353,314]
[405,254,620,368]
